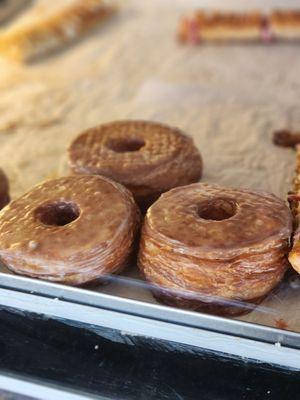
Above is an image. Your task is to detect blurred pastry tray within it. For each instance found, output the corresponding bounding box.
[0,267,299,371]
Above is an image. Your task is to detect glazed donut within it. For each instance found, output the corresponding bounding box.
[0,168,10,209]
[0,175,140,285]
[68,120,203,211]
[138,183,292,316]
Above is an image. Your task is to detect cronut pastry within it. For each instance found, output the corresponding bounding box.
[138,183,292,316]
[0,175,140,285]
[68,120,203,210]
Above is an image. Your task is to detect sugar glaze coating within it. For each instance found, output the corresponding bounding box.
[0,175,140,285]
[68,120,203,210]
[138,183,292,315]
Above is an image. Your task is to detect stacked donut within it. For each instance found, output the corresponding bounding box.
[0,175,140,285]
[138,183,292,315]
[0,120,202,285]
[68,120,203,211]
[0,120,293,317]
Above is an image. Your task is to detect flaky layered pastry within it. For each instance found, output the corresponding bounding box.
[272,129,300,274]
[287,145,300,273]
[0,0,116,62]
[0,175,140,285]
[178,11,265,44]
[178,9,300,44]
[68,120,203,211]
[271,10,300,39]
[138,183,292,316]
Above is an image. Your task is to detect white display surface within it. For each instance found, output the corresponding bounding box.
[0,0,299,334]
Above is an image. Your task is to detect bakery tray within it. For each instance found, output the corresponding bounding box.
[0,0,299,377]
[0,267,299,371]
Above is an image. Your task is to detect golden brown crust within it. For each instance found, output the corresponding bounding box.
[178,9,300,43]
[68,120,203,211]
[293,148,300,195]
[271,10,300,27]
[271,10,300,39]
[0,0,116,62]
[138,183,292,315]
[178,11,265,43]
[0,175,140,285]
[195,11,264,29]
[288,146,300,273]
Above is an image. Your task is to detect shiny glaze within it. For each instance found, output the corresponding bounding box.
[68,120,203,209]
[0,175,140,285]
[139,183,293,315]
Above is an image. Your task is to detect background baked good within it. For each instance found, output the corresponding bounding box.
[0,0,116,62]
[68,120,202,210]
[0,0,31,25]
[0,0,298,329]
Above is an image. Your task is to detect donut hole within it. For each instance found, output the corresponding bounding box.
[198,199,237,221]
[35,201,80,227]
[106,137,145,153]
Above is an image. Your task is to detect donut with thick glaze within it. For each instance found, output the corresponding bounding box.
[68,120,203,211]
[0,175,140,285]
[138,183,292,316]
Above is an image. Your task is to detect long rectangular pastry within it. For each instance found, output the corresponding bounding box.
[0,0,116,62]
[178,10,300,44]
[178,11,265,44]
[271,10,300,40]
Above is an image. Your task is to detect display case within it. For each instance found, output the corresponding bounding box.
[0,0,299,397]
